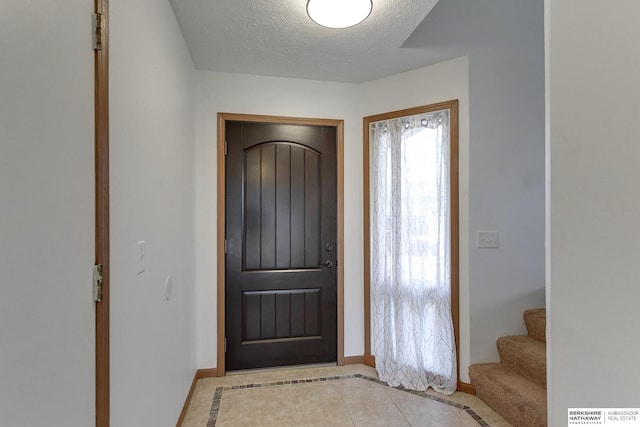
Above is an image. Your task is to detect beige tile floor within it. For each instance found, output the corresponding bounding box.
[181,364,512,427]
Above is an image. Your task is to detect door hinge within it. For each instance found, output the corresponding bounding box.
[92,12,104,50]
[224,238,228,254]
[224,140,228,156]
[93,264,104,302]
[224,337,227,353]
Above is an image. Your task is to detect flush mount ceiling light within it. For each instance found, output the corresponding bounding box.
[307,0,373,29]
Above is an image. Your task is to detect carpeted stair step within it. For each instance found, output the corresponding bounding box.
[469,363,547,427]
[524,308,546,343]
[497,335,546,387]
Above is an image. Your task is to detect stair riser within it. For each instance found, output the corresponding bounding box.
[497,337,546,387]
[524,309,546,343]
[469,364,547,427]
[474,382,547,427]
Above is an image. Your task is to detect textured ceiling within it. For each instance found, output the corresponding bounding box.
[169,0,440,83]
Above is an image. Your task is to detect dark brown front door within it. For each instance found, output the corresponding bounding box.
[225,121,337,371]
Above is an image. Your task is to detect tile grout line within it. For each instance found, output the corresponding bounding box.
[336,376,357,427]
[385,386,413,426]
[355,374,488,426]
[205,373,489,426]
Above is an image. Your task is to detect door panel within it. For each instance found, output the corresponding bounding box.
[243,143,320,270]
[243,289,320,341]
[225,121,337,370]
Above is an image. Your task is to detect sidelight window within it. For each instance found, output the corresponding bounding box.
[365,101,458,394]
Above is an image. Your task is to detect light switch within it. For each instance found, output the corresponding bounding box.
[136,241,146,274]
[477,231,499,248]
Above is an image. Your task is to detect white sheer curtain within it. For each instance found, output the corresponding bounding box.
[370,110,457,395]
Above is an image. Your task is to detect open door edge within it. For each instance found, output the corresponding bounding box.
[95,0,110,425]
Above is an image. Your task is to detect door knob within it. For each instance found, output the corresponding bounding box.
[325,259,334,268]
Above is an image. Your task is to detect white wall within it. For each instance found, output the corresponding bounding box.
[110,0,196,425]
[546,0,640,424]
[0,1,95,426]
[194,57,471,379]
[403,0,546,365]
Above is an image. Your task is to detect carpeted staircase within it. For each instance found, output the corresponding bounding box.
[469,309,547,427]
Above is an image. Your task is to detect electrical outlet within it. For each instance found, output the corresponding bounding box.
[136,241,146,274]
[477,231,499,248]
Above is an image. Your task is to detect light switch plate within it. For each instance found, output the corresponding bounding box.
[136,241,146,274]
[477,231,499,248]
